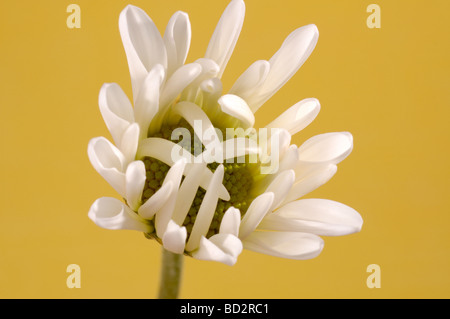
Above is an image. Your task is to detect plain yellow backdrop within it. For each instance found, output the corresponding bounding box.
[0,0,449,299]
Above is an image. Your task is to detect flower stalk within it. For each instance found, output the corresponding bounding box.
[158,248,184,299]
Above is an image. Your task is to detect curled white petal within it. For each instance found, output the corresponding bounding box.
[192,234,243,266]
[88,197,151,232]
[119,123,140,164]
[87,137,126,197]
[218,94,255,128]
[138,182,173,219]
[162,220,187,254]
[243,231,324,260]
[192,58,220,80]
[119,5,167,100]
[239,192,274,239]
[219,207,241,236]
[266,98,320,136]
[164,11,191,77]
[125,160,146,211]
[205,0,245,78]
[98,83,134,146]
[180,58,220,102]
[298,132,353,164]
[259,199,363,236]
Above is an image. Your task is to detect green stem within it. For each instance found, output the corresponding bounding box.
[158,248,183,299]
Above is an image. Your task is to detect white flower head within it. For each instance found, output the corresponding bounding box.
[88,0,362,266]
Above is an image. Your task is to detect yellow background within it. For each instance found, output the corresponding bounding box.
[1,0,449,298]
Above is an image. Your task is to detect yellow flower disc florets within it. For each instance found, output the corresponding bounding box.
[141,120,258,240]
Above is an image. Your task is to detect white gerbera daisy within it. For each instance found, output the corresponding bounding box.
[88,0,362,268]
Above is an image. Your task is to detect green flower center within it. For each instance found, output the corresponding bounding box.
[141,119,257,240]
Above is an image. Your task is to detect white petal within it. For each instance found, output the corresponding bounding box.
[125,160,146,211]
[266,98,320,135]
[172,162,208,226]
[87,137,126,197]
[209,233,243,257]
[243,231,324,260]
[239,192,274,239]
[179,58,220,102]
[134,64,165,140]
[137,137,193,166]
[118,123,140,164]
[164,11,191,77]
[259,199,363,236]
[219,207,241,236]
[98,83,134,146]
[119,5,167,100]
[200,77,223,105]
[298,132,353,164]
[192,58,220,79]
[160,63,202,109]
[283,164,337,204]
[198,78,223,122]
[88,197,151,232]
[138,182,173,219]
[250,24,319,112]
[265,170,295,210]
[199,166,230,201]
[205,0,245,78]
[186,165,224,251]
[162,220,187,254]
[229,60,270,100]
[155,160,186,237]
[192,234,243,266]
[172,101,221,151]
[218,94,255,128]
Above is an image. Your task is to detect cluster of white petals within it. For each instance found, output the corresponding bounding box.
[88,0,362,266]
